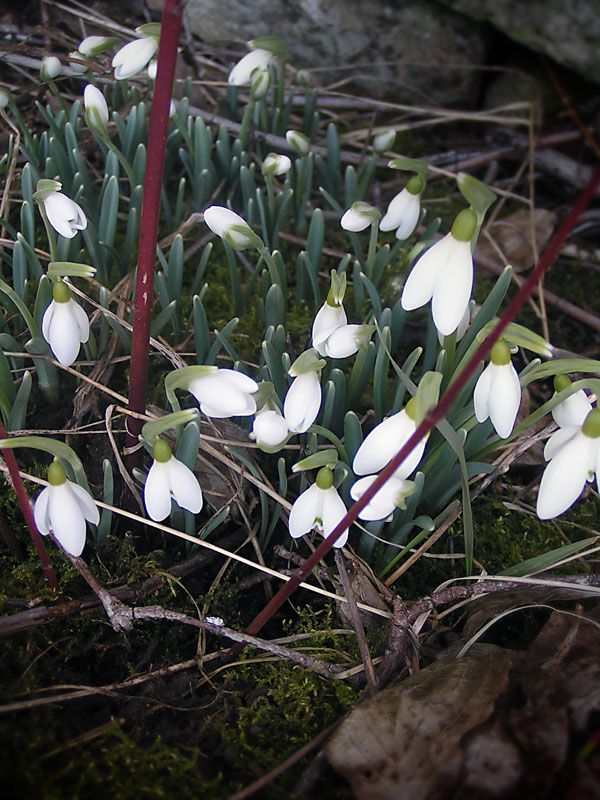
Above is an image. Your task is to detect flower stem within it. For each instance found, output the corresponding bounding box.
[244,163,600,640]
[0,421,57,589]
[127,0,183,456]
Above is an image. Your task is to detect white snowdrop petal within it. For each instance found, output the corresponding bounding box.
[431,239,472,336]
[488,362,521,439]
[537,434,594,519]
[322,325,360,359]
[168,457,203,514]
[41,303,54,342]
[69,299,90,343]
[112,38,157,80]
[47,302,82,366]
[284,372,321,433]
[340,208,372,232]
[33,486,52,535]
[401,234,450,312]
[44,193,77,239]
[288,484,322,538]
[552,390,592,429]
[189,375,255,417]
[228,49,273,85]
[84,84,109,125]
[68,481,100,525]
[473,363,493,424]
[321,487,348,547]
[253,409,289,447]
[312,303,347,350]
[395,197,420,240]
[144,461,172,522]
[49,483,87,556]
[217,369,259,394]
[352,411,412,476]
[543,426,579,461]
[350,475,395,521]
[380,189,411,232]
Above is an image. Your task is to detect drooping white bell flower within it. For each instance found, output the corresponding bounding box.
[473,340,521,439]
[551,374,592,430]
[42,191,87,239]
[144,438,203,522]
[283,350,324,434]
[401,208,476,337]
[0,87,10,109]
[147,59,158,80]
[203,206,262,251]
[289,468,349,548]
[437,302,471,346]
[228,48,274,86]
[34,461,99,557]
[286,129,310,156]
[79,35,115,58]
[320,324,375,359]
[251,407,289,450]
[84,84,109,131]
[188,367,258,418]
[380,175,424,240]
[340,201,379,232]
[372,128,396,154]
[40,56,61,81]
[537,407,600,519]
[42,280,89,367]
[112,36,158,80]
[262,152,292,177]
[350,474,415,521]
[312,302,347,356]
[353,397,427,479]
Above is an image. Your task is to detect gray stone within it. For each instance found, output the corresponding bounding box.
[438,0,600,82]
[183,0,488,105]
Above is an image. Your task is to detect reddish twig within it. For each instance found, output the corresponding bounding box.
[0,421,57,589]
[245,164,600,640]
[127,0,184,452]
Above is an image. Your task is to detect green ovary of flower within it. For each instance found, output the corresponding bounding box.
[451,208,477,242]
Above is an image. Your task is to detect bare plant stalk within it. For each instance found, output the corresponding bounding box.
[127,0,184,453]
[0,421,57,589]
[245,163,600,640]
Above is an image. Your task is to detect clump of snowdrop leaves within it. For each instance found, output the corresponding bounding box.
[537,407,600,519]
[144,438,203,522]
[288,467,348,548]
[401,207,477,337]
[34,460,99,557]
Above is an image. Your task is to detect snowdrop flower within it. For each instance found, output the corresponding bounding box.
[42,280,89,367]
[283,350,324,434]
[320,325,375,359]
[340,201,379,232]
[286,129,310,156]
[40,56,61,81]
[68,53,88,74]
[437,303,471,347]
[188,367,258,418]
[350,474,415,521]
[537,407,600,519]
[551,374,592,429]
[79,35,115,58]
[34,461,99,557]
[147,59,158,80]
[262,152,292,177]
[144,438,203,522]
[353,397,427,479]
[112,36,158,80]
[380,175,424,240]
[401,207,476,337]
[289,467,349,548]
[251,406,289,450]
[84,84,109,131]
[42,191,87,239]
[473,340,521,439]
[312,281,347,356]
[0,88,10,109]
[228,48,274,86]
[203,206,262,251]
[372,128,396,153]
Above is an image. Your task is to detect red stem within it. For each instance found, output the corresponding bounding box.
[127,0,184,448]
[246,164,600,638]
[0,421,57,589]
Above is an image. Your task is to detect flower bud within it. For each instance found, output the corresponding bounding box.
[41,56,61,81]
[286,129,310,156]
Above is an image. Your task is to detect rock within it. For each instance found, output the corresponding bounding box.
[180,0,488,105]
[438,0,600,83]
